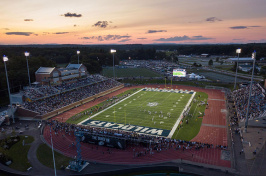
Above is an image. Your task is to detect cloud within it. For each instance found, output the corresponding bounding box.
[42,32,50,35]
[2,28,9,30]
[53,32,69,34]
[24,19,34,21]
[249,26,262,28]
[137,38,147,40]
[230,25,262,29]
[81,35,131,41]
[232,38,244,41]
[154,35,190,41]
[93,21,109,28]
[230,26,248,29]
[147,30,167,33]
[5,32,33,36]
[206,17,222,22]
[74,24,78,27]
[63,12,82,17]
[118,39,131,42]
[154,35,213,41]
[105,35,130,40]
[191,35,214,40]
[248,39,266,43]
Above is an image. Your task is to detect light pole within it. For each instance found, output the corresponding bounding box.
[234,48,241,89]
[77,50,80,64]
[111,49,116,79]
[25,51,31,87]
[3,55,15,123]
[244,51,256,132]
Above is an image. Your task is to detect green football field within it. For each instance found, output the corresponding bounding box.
[80,89,193,136]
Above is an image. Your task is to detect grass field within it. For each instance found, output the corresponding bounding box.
[4,135,34,171]
[37,144,71,169]
[80,89,193,136]
[102,67,162,78]
[67,88,140,124]
[172,92,208,141]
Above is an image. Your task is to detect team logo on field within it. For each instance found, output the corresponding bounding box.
[81,120,171,137]
[147,102,158,107]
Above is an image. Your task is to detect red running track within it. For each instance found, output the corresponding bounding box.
[44,127,230,167]
[45,85,230,168]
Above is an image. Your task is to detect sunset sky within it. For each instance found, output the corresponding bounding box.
[1,0,266,45]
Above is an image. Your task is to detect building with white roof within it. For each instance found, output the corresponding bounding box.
[226,57,254,63]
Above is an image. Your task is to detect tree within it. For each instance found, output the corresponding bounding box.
[208,59,213,66]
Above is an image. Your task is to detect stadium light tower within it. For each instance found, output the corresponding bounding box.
[25,51,31,87]
[234,48,241,89]
[3,55,15,123]
[111,49,116,79]
[244,51,256,133]
[77,50,80,64]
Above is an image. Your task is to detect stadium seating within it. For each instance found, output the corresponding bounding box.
[22,75,121,115]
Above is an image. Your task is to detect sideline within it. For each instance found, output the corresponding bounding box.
[78,88,143,125]
[167,91,196,138]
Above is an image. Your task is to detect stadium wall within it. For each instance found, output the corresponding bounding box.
[16,107,40,118]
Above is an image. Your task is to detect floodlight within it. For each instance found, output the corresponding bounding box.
[3,55,8,62]
[25,51,30,57]
[236,49,241,54]
[110,49,116,53]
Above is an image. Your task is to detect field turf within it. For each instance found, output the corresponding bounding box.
[83,89,192,131]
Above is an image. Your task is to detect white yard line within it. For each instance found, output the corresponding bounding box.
[78,89,143,125]
[167,91,196,138]
[126,91,160,118]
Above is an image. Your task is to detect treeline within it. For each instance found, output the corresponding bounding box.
[0,46,174,94]
[0,43,265,102]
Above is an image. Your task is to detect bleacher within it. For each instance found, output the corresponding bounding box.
[21,75,122,115]
[232,83,266,120]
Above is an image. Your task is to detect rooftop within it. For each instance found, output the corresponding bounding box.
[35,67,56,74]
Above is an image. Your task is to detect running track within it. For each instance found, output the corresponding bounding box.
[44,85,230,168]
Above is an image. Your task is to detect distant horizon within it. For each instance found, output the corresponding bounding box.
[1,0,266,45]
[1,42,266,46]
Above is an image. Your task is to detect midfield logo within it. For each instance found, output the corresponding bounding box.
[81,120,171,137]
[147,102,158,107]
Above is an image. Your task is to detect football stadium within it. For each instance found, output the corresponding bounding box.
[1,49,266,176]
[1,53,266,176]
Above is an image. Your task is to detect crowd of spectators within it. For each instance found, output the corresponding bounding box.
[54,74,106,92]
[38,86,60,96]
[23,78,121,115]
[22,74,107,100]
[47,119,227,152]
[23,88,44,100]
[231,83,266,120]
